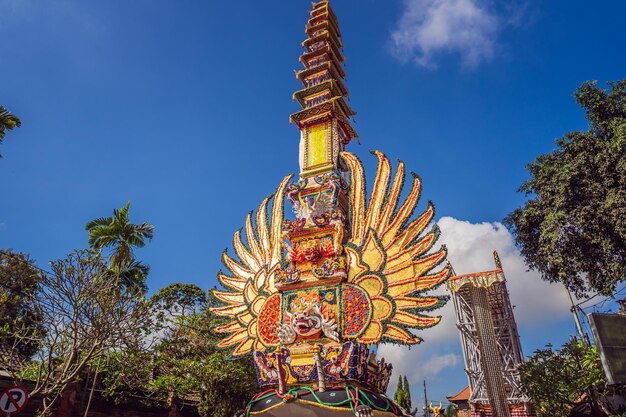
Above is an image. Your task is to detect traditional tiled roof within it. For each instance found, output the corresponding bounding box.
[447,386,471,403]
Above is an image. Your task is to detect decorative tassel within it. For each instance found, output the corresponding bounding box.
[277,352,286,395]
[313,352,326,392]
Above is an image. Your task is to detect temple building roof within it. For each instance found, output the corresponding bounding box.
[447,386,471,403]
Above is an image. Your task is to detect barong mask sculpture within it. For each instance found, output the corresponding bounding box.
[210,1,450,415]
[276,289,340,344]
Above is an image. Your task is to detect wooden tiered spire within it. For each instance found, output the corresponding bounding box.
[291,0,357,177]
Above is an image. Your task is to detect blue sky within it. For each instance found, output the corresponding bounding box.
[2,0,626,410]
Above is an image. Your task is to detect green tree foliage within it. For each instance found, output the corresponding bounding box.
[394,376,405,407]
[149,310,258,417]
[86,201,154,293]
[152,283,207,318]
[0,249,43,359]
[444,404,458,417]
[394,375,417,416]
[520,339,608,417]
[3,250,153,415]
[3,212,258,417]
[404,376,413,412]
[102,286,258,417]
[506,79,626,297]
[0,105,21,156]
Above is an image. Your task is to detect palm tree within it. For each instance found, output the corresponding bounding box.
[86,201,154,292]
[113,258,150,294]
[0,105,22,156]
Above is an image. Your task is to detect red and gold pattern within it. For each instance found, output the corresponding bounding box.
[341,284,370,337]
[256,293,282,347]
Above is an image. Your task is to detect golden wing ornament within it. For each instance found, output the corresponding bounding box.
[211,175,292,357]
[212,151,448,357]
[341,151,450,345]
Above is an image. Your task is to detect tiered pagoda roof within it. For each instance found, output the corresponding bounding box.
[290,0,357,143]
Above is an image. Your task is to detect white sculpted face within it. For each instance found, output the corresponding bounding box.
[291,307,322,337]
[275,300,340,345]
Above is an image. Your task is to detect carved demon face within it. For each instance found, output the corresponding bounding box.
[276,290,339,345]
[291,305,322,337]
[302,246,322,262]
[285,293,326,338]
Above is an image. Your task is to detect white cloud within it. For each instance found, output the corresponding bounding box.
[438,217,572,324]
[390,0,501,69]
[422,353,460,376]
[379,217,573,396]
[379,345,461,394]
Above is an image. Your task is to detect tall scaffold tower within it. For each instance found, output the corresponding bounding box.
[447,252,534,417]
